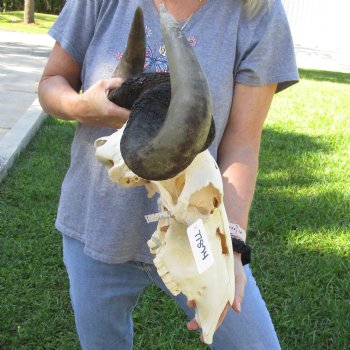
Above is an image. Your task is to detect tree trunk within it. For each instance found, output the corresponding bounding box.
[24,0,35,24]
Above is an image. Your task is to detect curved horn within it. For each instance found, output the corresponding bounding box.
[111,7,145,80]
[120,5,213,180]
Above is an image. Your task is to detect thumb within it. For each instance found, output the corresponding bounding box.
[233,277,245,313]
[105,77,124,91]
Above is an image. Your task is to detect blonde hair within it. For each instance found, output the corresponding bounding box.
[243,0,274,17]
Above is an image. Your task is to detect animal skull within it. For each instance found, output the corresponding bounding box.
[95,129,235,344]
[94,5,235,344]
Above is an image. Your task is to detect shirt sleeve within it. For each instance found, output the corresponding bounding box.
[234,0,299,93]
[48,0,102,65]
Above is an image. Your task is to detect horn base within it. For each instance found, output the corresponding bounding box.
[120,83,215,181]
[108,72,170,109]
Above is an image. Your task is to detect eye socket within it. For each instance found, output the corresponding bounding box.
[95,139,107,147]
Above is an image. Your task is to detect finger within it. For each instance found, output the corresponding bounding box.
[187,318,199,330]
[105,77,124,91]
[233,274,247,313]
[106,103,130,117]
[233,300,241,313]
[187,300,196,308]
[105,101,130,118]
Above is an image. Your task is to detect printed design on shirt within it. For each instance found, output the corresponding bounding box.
[145,25,152,38]
[187,36,197,47]
[114,26,197,74]
[145,44,169,72]
[115,51,123,61]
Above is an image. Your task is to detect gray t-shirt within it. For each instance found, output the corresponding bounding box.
[49,0,298,264]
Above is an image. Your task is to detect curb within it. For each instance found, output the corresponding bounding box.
[0,98,48,183]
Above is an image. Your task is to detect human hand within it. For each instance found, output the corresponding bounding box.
[76,78,130,129]
[186,252,247,342]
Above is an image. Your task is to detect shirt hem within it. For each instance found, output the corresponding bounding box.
[235,73,299,93]
[55,221,154,265]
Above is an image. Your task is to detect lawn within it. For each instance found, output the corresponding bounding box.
[0,68,349,349]
[0,11,57,34]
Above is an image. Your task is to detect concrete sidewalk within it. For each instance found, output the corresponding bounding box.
[0,30,349,183]
[0,31,53,181]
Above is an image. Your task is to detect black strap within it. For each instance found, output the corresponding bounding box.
[231,237,251,265]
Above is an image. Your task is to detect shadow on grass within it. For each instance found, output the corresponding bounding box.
[0,11,25,23]
[299,68,350,85]
[259,128,330,187]
[249,128,350,349]
[250,127,349,233]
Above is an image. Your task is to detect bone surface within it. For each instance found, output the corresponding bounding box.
[95,127,235,344]
[94,126,145,188]
[147,150,236,344]
[94,5,235,345]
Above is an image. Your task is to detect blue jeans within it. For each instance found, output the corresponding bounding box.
[63,235,281,350]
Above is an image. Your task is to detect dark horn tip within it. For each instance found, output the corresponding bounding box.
[111,6,146,80]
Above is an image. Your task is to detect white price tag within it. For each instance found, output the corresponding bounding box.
[187,219,214,274]
[144,210,173,223]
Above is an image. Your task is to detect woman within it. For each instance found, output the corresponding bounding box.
[39,0,298,348]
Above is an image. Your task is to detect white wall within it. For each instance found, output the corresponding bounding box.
[281,0,350,53]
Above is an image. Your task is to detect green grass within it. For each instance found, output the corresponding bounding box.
[0,11,57,34]
[1,68,349,349]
